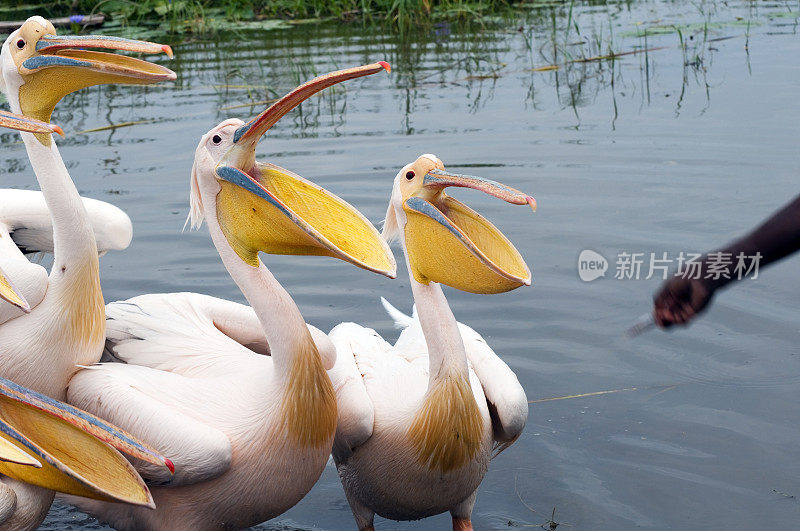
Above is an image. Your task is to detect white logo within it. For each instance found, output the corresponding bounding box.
[578,250,608,282]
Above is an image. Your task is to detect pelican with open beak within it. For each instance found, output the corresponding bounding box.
[330,154,532,531]
[0,253,171,512]
[0,16,175,529]
[65,63,397,530]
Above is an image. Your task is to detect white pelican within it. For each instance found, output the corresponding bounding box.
[65,63,397,530]
[0,16,175,528]
[0,109,172,527]
[329,154,533,530]
[0,16,175,395]
[0,15,174,396]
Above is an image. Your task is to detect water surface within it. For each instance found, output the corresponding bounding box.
[2,1,799,528]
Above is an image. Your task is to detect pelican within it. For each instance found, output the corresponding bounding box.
[65,63,397,530]
[0,109,172,527]
[0,16,175,528]
[329,154,533,530]
[0,15,174,396]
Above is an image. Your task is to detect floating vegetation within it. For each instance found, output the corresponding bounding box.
[620,19,760,38]
[528,385,679,404]
[73,120,159,134]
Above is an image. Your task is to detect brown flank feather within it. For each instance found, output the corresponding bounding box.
[408,373,484,473]
[280,336,337,448]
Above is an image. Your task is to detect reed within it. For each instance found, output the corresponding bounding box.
[6,0,524,33]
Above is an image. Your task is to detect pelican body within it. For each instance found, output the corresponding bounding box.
[65,63,397,530]
[0,17,175,529]
[330,155,533,530]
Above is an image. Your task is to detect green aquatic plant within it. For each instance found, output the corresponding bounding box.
[4,0,523,34]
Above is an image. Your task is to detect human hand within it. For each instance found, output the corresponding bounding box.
[653,276,716,328]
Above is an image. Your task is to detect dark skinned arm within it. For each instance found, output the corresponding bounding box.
[654,193,800,328]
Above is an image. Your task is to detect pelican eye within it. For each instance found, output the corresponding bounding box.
[15,39,25,49]
[405,171,415,180]
[212,134,222,145]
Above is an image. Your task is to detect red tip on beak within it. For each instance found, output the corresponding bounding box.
[52,125,65,137]
[526,196,537,212]
[165,458,175,474]
[378,61,391,73]
[162,45,174,59]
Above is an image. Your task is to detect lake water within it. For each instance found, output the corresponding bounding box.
[1,0,799,528]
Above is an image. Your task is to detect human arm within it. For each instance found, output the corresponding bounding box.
[654,193,800,327]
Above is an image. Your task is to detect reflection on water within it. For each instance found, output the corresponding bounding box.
[1,0,798,528]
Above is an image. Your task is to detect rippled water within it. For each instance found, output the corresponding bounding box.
[2,0,799,528]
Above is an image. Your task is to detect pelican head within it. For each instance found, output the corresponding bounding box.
[383,154,536,294]
[189,63,397,278]
[0,16,175,141]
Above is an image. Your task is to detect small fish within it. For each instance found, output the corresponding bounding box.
[625,313,656,338]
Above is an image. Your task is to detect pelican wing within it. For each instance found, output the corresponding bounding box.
[67,363,232,486]
[105,292,336,374]
[0,189,133,323]
[457,324,527,454]
[382,298,527,454]
[327,322,384,463]
[104,293,269,377]
[0,189,132,256]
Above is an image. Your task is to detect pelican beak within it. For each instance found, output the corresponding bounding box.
[11,20,175,130]
[0,377,173,508]
[226,62,390,171]
[0,109,63,137]
[403,168,535,294]
[0,265,31,313]
[214,62,397,278]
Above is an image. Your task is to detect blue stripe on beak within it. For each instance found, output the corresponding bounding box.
[216,166,292,218]
[404,196,466,241]
[232,123,250,144]
[22,55,92,71]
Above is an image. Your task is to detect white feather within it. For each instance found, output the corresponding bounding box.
[185,157,204,231]
[379,296,414,329]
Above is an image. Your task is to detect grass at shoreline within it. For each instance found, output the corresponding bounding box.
[2,1,527,35]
